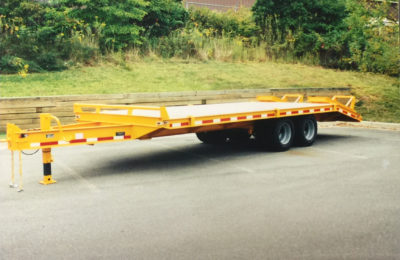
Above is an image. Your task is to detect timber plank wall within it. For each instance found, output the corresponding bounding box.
[0,88,350,132]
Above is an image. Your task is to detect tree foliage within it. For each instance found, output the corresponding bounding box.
[252,0,398,75]
[187,7,257,38]
[0,0,398,76]
[343,0,399,75]
[62,0,148,50]
[252,0,346,43]
[0,0,187,73]
[141,0,187,38]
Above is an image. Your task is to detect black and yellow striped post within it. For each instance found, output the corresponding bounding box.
[40,148,56,185]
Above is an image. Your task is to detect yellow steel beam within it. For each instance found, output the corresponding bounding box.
[257,94,304,102]
[6,122,159,151]
[307,95,356,110]
[332,95,356,110]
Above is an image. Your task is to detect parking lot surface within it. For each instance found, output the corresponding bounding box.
[1,127,399,259]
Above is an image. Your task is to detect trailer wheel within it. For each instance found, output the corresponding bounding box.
[294,116,317,146]
[196,131,228,144]
[255,119,294,151]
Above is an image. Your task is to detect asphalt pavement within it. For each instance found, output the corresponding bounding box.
[0,127,399,259]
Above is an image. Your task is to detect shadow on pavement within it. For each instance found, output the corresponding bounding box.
[94,143,260,176]
[81,132,360,177]
[315,133,357,143]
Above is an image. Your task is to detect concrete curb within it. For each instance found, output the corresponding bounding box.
[319,121,400,131]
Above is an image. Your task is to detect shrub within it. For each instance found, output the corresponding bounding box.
[62,0,147,51]
[141,0,188,38]
[0,0,102,72]
[188,7,258,38]
[0,0,398,77]
[0,55,26,74]
[35,51,66,71]
[252,0,346,54]
[343,0,399,76]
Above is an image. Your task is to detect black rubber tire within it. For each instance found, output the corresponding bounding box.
[294,115,317,147]
[196,130,228,144]
[255,119,294,151]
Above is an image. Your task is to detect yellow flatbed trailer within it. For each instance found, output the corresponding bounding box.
[5,94,361,190]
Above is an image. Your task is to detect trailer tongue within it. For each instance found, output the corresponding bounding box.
[6,94,361,190]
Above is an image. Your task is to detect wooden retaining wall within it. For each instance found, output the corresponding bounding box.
[0,87,350,132]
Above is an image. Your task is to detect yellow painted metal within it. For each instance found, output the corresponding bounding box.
[3,94,363,186]
[18,150,23,191]
[40,175,56,185]
[256,96,284,102]
[6,123,23,151]
[307,95,355,109]
[39,148,56,185]
[6,122,146,151]
[40,113,63,131]
[281,94,304,102]
[74,103,169,124]
[42,148,53,164]
[9,149,22,190]
[307,95,361,120]
[10,151,15,187]
[6,95,361,152]
[332,95,356,110]
[257,94,304,103]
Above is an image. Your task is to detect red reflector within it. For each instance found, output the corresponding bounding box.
[98,136,113,141]
[41,141,59,146]
[70,139,86,144]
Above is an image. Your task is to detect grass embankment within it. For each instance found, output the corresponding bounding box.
[1,60,399,122]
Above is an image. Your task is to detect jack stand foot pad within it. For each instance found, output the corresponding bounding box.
[40,176,56,185]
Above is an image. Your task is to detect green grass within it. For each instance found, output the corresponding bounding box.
[1,59,399,122]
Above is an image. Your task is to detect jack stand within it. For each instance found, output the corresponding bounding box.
[40,148,56,185]
[9,151,18,188]
[17,151,23,192]
[10,151,24,191]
